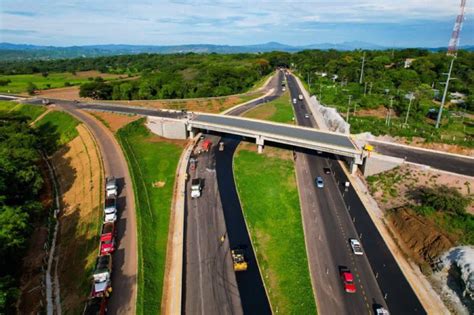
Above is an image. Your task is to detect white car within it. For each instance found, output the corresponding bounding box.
[106,177,117,198]
[350,239,363,255]
[104,197,117,222]
[293,98,297,104]
[282,87,286,92]
[304,113,310,119]
[298,94,303,100]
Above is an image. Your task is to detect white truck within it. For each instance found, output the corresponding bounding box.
[106,177,117,198]
[104,197,117,222]
[191,178,203,198]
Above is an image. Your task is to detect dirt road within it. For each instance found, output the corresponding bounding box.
[57,103,137,314]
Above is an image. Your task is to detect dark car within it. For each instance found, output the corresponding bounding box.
[323,167,331,174]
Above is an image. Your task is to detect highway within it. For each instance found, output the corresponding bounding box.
[183,135,243,315]
[369,140,474,176]
[286,73,425,314]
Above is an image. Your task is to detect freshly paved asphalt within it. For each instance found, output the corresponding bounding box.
[215,136,272,315]
[54,103,138,315]
[287,73,425,314]
[369,141,474,176]
[183,135,243,315]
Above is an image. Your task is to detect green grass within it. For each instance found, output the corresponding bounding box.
[0,72,120,94]
[0,100,46,121]
[234,149,317,315]
[245,91,295,124]
[35,111,80,145]
[116,119,182,314]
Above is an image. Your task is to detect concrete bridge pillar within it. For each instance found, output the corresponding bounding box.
[350,161,358,175]
[189,129,195,139]
[256,136,264,154]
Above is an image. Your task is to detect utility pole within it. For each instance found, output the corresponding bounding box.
[369,82,373,95]
[346,95,352,122]
[387,96,394,127]
[436,0,466,129]
[404,93,415,126]
[364,81,368,95]
[359,52,366,84]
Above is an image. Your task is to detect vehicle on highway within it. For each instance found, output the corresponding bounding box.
[100,222,116,256]
[84,297,107,315]
[189,157,197,171]
[298,94,303,100]
[103,197,117,223]
[191,178,203,198]
[42,99,51,105]
[339,266,356,293]
[315,176,324,188]
[304,113,310,119]
[282,87,286,92]
[293,98,297,104]
[350,238,363,255]
[91,255,112,298]
[106,177,117,198]
[231,248,248,271]
[323,167,331,174]
[375,305,390,315]
[219,141,225,151]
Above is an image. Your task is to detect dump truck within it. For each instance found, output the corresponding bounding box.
[91,255,112,298]
[106,177,117,198]
[191,178,202,198]
[231,248,248,271]
[103,197,117,223]
[100,222,116,256]
[202,139,212,152]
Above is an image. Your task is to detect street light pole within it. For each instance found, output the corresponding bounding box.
[346,95,352,123]
[404,93,415,126]
[436,57,455,129]
[387,96,394,127]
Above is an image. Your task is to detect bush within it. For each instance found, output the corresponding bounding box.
[419,185,470,215]
[0,79,11,86]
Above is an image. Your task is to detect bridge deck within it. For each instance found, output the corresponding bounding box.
[193,114,357,151]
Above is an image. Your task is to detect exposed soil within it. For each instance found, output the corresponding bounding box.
[38,86,82,100]
[357,106,396,119]
[387,208,455,265]
[52,124,103,314]
[72,71,123,79]
[88,111,141,133]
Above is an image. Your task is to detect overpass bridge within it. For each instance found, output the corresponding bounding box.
[186,113,363,172]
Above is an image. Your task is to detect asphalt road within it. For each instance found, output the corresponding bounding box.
[369,140,474,176]
[56,103,137,314]
[183,135,243,315]
[215,136,272,315]
[286,73,425,314]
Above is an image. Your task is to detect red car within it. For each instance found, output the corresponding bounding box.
[100,222,115,256]
[339,266,356,293]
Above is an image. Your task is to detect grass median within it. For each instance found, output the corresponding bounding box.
[116,119,184,314]
[244,91,294,124]
[234,146,317,314]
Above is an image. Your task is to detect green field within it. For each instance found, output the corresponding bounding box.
[116,119,183,314]
[0,72,120,94]
[0,100,46,121]
[234,148,316,314]
[244,91,294,123]
[35,111,80,145]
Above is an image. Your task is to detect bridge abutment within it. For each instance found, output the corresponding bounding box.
[256,136,264,154]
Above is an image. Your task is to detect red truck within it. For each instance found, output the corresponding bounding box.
[100,222,115,256]
[202,139,212,152]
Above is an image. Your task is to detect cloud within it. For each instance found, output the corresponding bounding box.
[0,29,37,35]
[4,10,36,17]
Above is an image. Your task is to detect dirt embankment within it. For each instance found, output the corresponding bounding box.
[388,208,455,265]
[52,123,103,313]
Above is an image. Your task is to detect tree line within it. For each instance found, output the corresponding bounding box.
[0,112,59,313]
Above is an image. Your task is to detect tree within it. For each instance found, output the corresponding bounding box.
[26,82,37,95]
[419,185,470,216]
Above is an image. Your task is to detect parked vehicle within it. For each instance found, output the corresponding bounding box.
[100,222,116,256]
[84,297,107,315]
[350,239,363,255]
[104,197,117,223]
[231,248,248,271]
[315,176,324,188]
[106,177,117,198]
[91,255,112,298]
[339,266,356,293]
[191,178,203,198]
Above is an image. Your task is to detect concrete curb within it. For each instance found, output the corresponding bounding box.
[339,162,449,314]
[161,134,199,315]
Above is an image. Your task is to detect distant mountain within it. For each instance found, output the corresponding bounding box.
[0,42,473,61]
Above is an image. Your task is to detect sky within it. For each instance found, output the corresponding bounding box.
[1,0,473,47]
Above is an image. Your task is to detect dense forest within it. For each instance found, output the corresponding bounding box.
[0,112,59,313]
